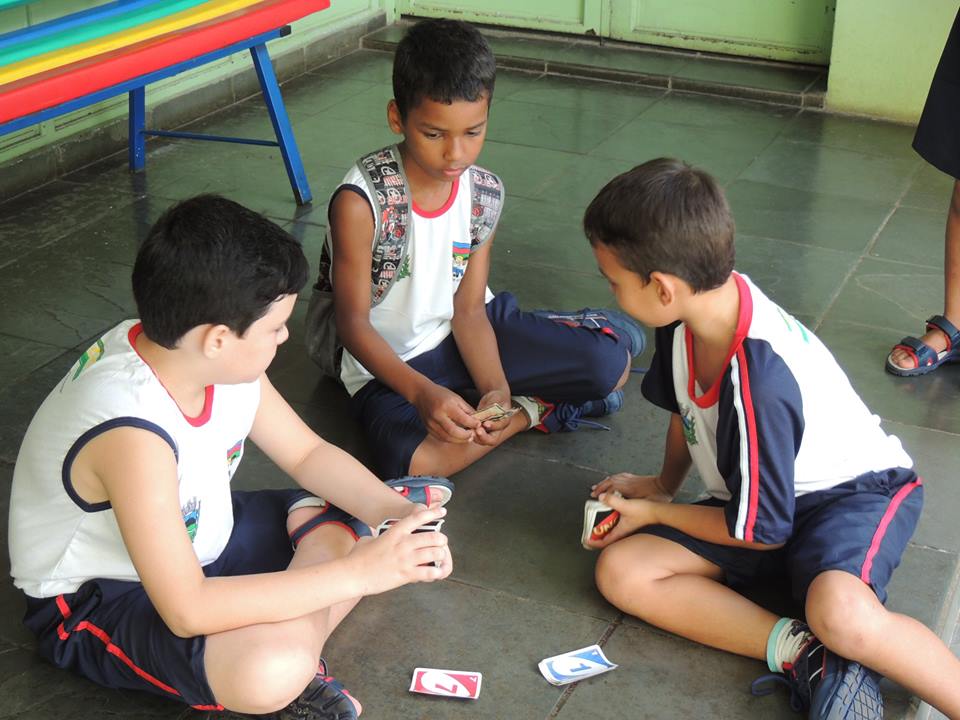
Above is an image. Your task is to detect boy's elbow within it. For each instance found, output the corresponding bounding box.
[159,605,204,638]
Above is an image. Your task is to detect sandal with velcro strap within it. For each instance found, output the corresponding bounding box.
[885,314,960,377]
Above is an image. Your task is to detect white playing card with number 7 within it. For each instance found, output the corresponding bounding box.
[409,668,482,699]
[538,644,618,686]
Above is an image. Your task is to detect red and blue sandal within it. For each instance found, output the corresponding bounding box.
[885,314,960,377]
[384,476,454,507]
[289,503,372,547]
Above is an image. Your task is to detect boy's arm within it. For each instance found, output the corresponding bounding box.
[591,497,784,551]
[450,238,512,442]
[330,190,477,443]
[250,374,419,524]
[86,426,449,638]
[592,413,691,500]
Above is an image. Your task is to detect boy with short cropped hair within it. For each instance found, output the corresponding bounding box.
[582,159,960,719]
[308,19,645,479]
[9,195,453,719]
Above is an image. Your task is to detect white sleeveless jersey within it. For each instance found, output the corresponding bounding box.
[329,164,495,396]
[9,321,260,597]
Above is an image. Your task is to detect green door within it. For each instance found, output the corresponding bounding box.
[607,0,836,64]
[396,0,603,36]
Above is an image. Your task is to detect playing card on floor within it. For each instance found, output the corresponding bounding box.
[538,644,618,686]
[409,668,482,699]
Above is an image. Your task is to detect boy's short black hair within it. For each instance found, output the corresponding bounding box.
[583,158,735,292]
[132,195,308,348]
[392,19,496,118]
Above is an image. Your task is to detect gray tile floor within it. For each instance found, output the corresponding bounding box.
[1,39,959,720]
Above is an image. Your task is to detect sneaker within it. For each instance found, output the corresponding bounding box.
[385,476,454,507]
[535,390,624,433]
[262,662,359,720]
[532,307,646,358]
[751,627,883,719]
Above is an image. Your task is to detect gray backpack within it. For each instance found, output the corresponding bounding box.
[305,144,504,379]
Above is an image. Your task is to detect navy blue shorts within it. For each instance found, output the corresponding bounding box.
[352,291,633,477]
[22,489,308,710]
[642,468,923,606]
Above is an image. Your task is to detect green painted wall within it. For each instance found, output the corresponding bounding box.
[826,0,956,123]
[0,0,391,164]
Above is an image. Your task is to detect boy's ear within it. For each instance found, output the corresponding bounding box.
[649,271,676,307]
[200,324,231,359]
[387,100,404,135]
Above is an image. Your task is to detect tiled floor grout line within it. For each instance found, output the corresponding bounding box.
[545,615,623,719]
[811,180,915,335]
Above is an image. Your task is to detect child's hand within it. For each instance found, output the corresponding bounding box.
[585,493,660,549]
[591,473,672,503]
[350,506,452,595]
[414,383,479,443]
[472,390,513,446]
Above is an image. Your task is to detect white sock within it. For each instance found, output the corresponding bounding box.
[511,396,543,428]
[766,618,812,672]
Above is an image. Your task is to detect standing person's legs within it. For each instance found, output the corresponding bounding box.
[887,179,960,372]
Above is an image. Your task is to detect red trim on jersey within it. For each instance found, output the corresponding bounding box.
[686,273,754,409]
[127,323,214,426]
[412,177,460,218]
[55,594,182,698]
[735,346,761,542]
[861,478,923,584]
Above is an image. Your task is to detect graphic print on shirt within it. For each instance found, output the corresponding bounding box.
[181,497,201,542]
[227,439,243,468]
[68,339,106,384]
[680,404,699,445]
[397,252,411,281]
[452,239,470,280]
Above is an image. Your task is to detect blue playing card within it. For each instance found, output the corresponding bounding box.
[538,644,618,686]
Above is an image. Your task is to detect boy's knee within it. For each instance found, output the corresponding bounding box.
[595,542,647,606]
[229,644,318,713]
[580,342,629,399]
[806,575,884,657]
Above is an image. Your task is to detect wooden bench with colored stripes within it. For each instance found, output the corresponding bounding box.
[0,0,330,204]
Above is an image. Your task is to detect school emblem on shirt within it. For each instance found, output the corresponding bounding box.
[452,239,470,280]
[680,404,698,445]
[181,498,201,542]
[71,339,105,381]
[227,439,243,468]
[397,253,411,280]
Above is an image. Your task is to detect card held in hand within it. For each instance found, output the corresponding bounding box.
[409,668,482,699]
[581,496,621,549]
[471,402,519,423]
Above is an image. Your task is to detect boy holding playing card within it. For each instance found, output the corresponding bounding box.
[583,159,960,719]
[310,19,645,479]
[9,196,453,720]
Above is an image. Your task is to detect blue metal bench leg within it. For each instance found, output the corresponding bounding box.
[129,86,146,172]
[250,43,311,205]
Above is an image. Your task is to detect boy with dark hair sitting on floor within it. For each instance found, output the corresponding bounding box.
[9,195,453,720]
[582,159,960,719]
[306,18,645,479]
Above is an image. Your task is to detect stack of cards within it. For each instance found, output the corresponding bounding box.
[581,496,621,548]
[538,645,618,686]
[409,668,482,699]
[376,518,445,567]
[472,402,519,423]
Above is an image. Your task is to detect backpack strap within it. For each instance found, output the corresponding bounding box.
[468,166,504,251]
[357,145,411,308]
